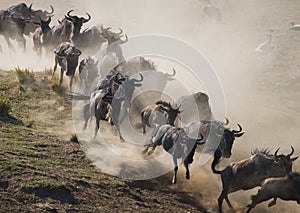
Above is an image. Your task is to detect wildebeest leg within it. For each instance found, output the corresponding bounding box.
[147,144,157,155]
[172,157,178,184]
[59,67,64,86]
[4,36,15,52]
[224,195,233,209]
[246,189,274,213]
[94,118,100,138]
[184,161,190,180]
[52,57,58,80]
[268,197,277,207]
[217,190,227,213]
[0,44,2,53]
[69,76,74,91]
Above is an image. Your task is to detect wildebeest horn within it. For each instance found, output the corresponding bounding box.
[117,28,123,35]
[196,133,205,144]
[120,34,128,44]
[224,117,229,125]
[46,5,54,15]
[133,73,143,82]
[82,12,91,23]
[67,10,75,18]
[274,147,280,158]
[288,146,295,157]
[232,124,242,134]
[167,68,176,77]
[29,3,33,10]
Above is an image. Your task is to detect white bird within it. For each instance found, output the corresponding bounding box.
[289,21,300,31]
[255,34,273,53]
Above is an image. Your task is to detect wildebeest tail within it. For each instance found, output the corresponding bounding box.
[211,149,222,174]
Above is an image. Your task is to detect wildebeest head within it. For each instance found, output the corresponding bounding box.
[65,10,91,36]
[273,146,298,174]
[215,122,244,158]
[156,101,181,126]
[101,26,128,44]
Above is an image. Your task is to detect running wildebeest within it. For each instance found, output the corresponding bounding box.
[0,13,30,52]
[78,57,99,92]
[246,172,300,212]
[212,147,298,213]
[140,100,181,134]
[52,42,82,90]
[185,119,244,170]
[143,124,205,184]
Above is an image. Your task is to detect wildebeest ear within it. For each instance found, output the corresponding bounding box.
[234,132,244,138]
[291,156,299,161]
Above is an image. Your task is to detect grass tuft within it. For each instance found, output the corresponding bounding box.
[15,67,35,85]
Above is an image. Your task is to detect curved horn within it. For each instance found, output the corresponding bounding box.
[274,147,280,158]
[224,117,229,125]
[120,34,128,44]
[67,10,75,18]
[288,146,295,157]
[29,3,33,11]
[82,12,91,23]
[197,133,204,142]
[117,28,123,35]
[232,124,242,134]
[167,68,176,77]
[133,73,143,82]
[46,5,54,15]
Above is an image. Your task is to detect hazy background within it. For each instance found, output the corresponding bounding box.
[1,0,300,212]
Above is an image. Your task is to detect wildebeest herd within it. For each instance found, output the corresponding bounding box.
[1,2,300,212]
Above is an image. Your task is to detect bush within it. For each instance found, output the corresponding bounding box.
[0,98,11,115]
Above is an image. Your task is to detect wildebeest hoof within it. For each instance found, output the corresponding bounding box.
[268,201,276,207]
[147,150,154,155]
[186,174,190,180]
[172,178,177,184]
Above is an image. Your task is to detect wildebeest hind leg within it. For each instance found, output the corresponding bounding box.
[268,197,277,207]
[59,68,64,85]
[184,161,190,180]
[217,190,228,213]
[224,195,234,209]
[172,157,178,184]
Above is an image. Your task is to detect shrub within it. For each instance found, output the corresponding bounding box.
[15,67,35,84]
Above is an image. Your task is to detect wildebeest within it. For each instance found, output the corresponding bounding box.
[0,13,30,51]
[78,57,99,92]
[185,119,244,170]
[64,9,91,40]
[143,124,205,183]
[140,100,181,134]
[246,172,300,212]
[52,42,82,90]
[212,147,298,213]
[176,91,213,125]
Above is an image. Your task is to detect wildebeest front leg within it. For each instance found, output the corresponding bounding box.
[59,67,64,86]
[69,76,74,91]
[246,189,274,213]
[184,161,190,180]
[4,36,15,52]
[52,57,58,80]
[172,157,178,184]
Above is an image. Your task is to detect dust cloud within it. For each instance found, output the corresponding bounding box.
[1,0,300,212]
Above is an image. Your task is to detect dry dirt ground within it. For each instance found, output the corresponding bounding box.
[1,0,300,212]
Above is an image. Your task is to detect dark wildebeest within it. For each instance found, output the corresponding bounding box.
[0,13,30,51]
[3,3,54,35]
[93,72,126,93]
[74,25,107,54]
[140,100,181,134]
[64,10,91,40]
[78,57,99,92]
[185,119,244,170]
[52,42,82,90]
[143,124,205,184]
[212,147,298,213]
[176,92,213,125]
[246,172,300,212]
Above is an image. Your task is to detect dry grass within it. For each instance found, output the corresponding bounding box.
[15,67,35,85]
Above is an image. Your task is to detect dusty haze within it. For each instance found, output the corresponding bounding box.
[1,0,300,212]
